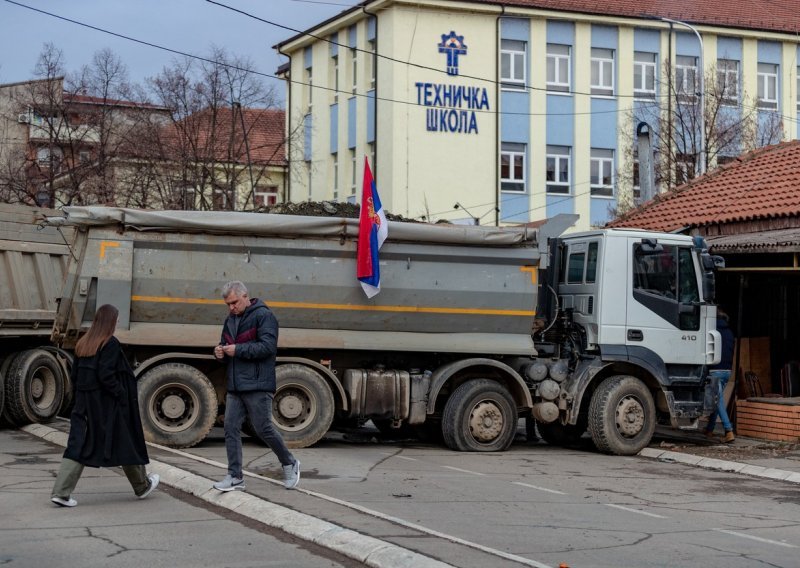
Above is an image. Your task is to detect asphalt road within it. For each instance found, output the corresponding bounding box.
[6,421,800,568]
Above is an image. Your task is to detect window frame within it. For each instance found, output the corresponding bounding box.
[590,48,615,97]
[500,39,527,90]
[307,67,313,110]
[590,149,614,197]
[757,62,779,109]
[546,44,571,93]
[332,54,339,103]
[546,146,571,194]
[351,48,358,94]
[633,52,657,100]
[675,55,698,100]
[500,142,526,192]
[253,185,278,208]
[716,59,739,105]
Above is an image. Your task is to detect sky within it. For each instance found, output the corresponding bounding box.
[0,0,360,101]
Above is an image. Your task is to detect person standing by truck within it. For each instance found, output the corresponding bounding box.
[705,310,736,443]
[51,304,159,507]
[213,281,300,491]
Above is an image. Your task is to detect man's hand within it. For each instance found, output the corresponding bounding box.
[221,344,236,357]
[214,344,226,359]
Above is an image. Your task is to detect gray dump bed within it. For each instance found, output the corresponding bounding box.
[50,207,568,356]
[0,204,75,337]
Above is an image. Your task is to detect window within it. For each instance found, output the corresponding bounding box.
[546,146,570,194]
[567,252,585,283]
[675,153,696,185]
[307,161,312,199]
[350,150,356,196]
[632,244,700,330]
[586,242,598,283]
[633,52,656,99]
[500,142,526,192]
[307,67,313,109]
[716,59,739,105]
[675,55,697,99]
[757,63,778,109]
[254,186,278,208]
[632,157,641,200]
[501,39,526,89]
[368,142,375,172]
[332,55,339,102]
[78,150,91,164]
[546,44,570,93]
[590,48,614,96]
[368,39,376,89]
[351,48,358,93]
[36,147,63,169]
[333,153,339,200]
[590,149,614,197]
[213,187,233,210]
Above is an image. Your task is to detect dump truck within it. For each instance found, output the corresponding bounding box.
[0,204,75,426]
[1,205,720,455]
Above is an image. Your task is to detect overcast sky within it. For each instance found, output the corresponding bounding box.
[0,0,359,100]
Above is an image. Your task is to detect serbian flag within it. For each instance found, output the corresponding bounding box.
[357,157,388,298]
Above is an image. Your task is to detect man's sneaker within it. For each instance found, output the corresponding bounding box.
[138,473,160,500]
[51,496,77,507]
[282,460,300,490]
[213,475,245,492]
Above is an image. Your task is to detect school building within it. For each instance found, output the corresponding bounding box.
[274,0,800,228]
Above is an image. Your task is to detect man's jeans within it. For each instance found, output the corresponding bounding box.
[707,370,733,432]
[224,391,295,479]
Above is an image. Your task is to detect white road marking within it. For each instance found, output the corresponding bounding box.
[148,442,553,568]
[714,529,798,548]
[395,455,418,461]
[512,481,567,495]
[441,465,485,476]
[604,503,667,518]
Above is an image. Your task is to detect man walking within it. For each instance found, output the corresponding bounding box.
[213,281,300,491]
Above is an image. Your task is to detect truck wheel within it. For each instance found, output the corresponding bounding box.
[442,379,517,452]
[4,349,65,425]
[0,355,7,423]
[138,363,217,448]
[588,375,655,455]
[273,364,334,448]
[537,419,587,447]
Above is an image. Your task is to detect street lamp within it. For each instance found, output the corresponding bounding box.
[659,17,705,176]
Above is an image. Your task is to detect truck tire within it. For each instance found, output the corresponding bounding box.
[4,349,65,425]
[588,375,656,455]
[537,415,588,447]
[0,355,7,424]
[442,379,517,452]
[138,363,217,448]
[273,364,334,448]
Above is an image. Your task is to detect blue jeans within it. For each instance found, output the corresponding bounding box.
[224,391,295,478]
[707,370,733,432]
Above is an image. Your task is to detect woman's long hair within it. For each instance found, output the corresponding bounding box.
[74,304,119,358]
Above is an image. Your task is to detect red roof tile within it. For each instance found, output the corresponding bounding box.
[476,0,800,34]
[608,140,800,232]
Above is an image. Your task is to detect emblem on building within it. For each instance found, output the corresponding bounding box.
[438,31,467,76]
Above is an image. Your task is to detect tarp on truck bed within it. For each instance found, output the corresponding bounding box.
[48,207,539,247]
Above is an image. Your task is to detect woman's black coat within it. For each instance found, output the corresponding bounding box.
[63,336,149,467]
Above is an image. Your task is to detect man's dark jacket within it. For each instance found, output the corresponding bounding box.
[713,316,735,370]
[219,298,279,393]
[64,337,149,467]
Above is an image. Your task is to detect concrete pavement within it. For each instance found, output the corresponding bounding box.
[5,421,800,568]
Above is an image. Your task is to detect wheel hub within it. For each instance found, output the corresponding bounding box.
[278,394,304,419]
[31,377,44,399]
[469,401,503,442]
[616,396,645,437]
[161,394,187,419]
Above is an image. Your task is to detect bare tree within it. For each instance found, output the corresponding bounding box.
[617,61,784,213]
[143,46,285,211]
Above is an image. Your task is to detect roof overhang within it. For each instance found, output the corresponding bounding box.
[707,228,800,254]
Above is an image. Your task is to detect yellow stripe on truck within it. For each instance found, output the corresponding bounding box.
[130,295,535,317]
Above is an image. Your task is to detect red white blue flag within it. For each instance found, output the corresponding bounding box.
[357,157,387,298]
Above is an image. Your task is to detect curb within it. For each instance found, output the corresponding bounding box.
[639,447,800,484]
[21,424,455,568]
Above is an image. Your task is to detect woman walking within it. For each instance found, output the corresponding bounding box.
[51,304,158,507]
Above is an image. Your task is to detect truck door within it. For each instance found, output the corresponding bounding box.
[625,239,706,364]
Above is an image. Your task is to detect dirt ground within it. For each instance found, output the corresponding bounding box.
[654,434,800,461]
[260,200,419,223]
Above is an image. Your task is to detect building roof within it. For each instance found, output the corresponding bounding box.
[163,107,287,166]
[607,140,800,233]
[65,93,170,112]
[275,0,800,49]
